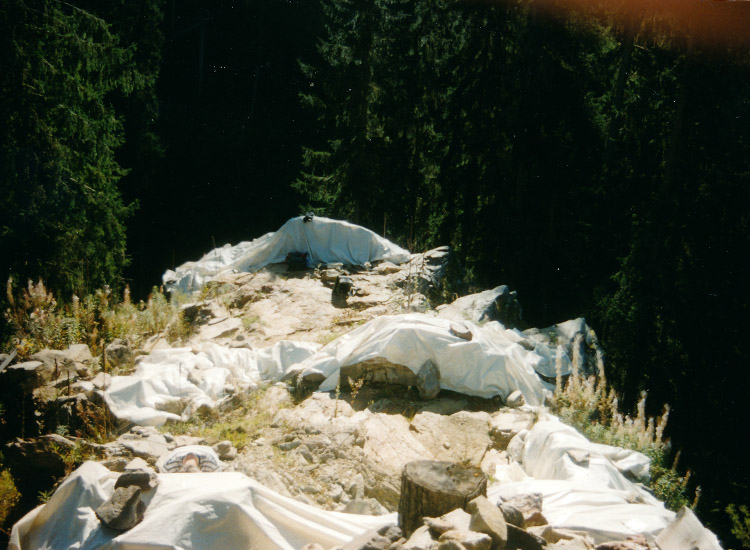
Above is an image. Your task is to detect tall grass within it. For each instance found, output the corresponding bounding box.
[4,278,183,358]
[550,334,695,510]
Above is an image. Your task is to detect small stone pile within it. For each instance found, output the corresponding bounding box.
[305,492,656,550]
[95,466,158,531]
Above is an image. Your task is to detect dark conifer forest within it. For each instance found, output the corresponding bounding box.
[1,0,750,545]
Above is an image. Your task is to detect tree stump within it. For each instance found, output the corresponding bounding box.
[398,460,487,537]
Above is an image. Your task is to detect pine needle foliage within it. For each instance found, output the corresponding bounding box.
[0,0,139,296]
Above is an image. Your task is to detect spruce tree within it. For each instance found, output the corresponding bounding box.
[0,0,137,294]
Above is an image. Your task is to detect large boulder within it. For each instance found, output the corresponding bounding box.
[409,411,492,466]
[105,339,134,369]
[395,247,451,300]
[3,361,47,391]
[523,318,602,378]
[437,286,523,329]
[31,344,94,381]
[4,434,76,499]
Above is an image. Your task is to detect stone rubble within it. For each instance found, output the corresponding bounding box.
[1,256,723,550]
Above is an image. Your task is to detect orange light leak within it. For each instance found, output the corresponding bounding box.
[472,0,750,49]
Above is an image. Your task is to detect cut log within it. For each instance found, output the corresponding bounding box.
[398,460,487,537]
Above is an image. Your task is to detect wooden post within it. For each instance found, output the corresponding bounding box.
[398,461,487,538]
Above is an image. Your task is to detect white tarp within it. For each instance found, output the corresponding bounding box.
[488,479,675,544]
[488,418,675,544]
[287,313,556,406]
[102,341,319,426]
[102,314,564,426]
[9,462,395,550]
[521,420,652,486]
[163,216,411,293]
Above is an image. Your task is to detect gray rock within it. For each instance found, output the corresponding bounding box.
[213,440,238,460]
[31,344,94,380]
[329,484,345,503]
[359,534,392,550]
[500,493,546,528]
[320,269,341,283]
[395,247,451,299]
[546,540,592,550]
[467,496,508,549]
[124,457,154,472]
[594,538,649,550]
[506,524,546,550]
[438,530,492,550]
[375,262,401,275]
[505,390,525,409]
[277,439,302,451]
[505,430,528,464]
[95,485,145,531]
[526,525,593,546]
[4,361,46,390]
[170,435,206,448]
[523,318,602,378]
[416,359,441,400]
[437,286,523,328]
[343,497,389,516]
[296,444,314,463]
[418,399,469,416]
[499,504,524,528]
[229,286,261,309]
[439,507,472,532]
[300,545,326,550]
[378,524,403,542]
[489,411,534,450]
[115,471,159,491]
[409,411,492,466]
[402,525,438,550]
[91,372,113,390]
[333,276,354,301]
[437,541,466,550]
[4,434,75,497]
[100,458,129,472]
[449,323,473,341]
[118,428,170,463]
[426,517,457,536]
[105,339,133,368]
[119,438,169,462]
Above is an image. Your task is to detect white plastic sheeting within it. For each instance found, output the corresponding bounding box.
[102,314,563,425]
[9,462,395,550]
[488,418,675,544]
[163,216,411,293]
[102,341,319,426]
[488,479,675,544]
[287,313,556,406]
[522,420,652,485]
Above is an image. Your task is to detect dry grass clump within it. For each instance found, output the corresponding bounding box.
[4,278,184,358]
[161,383,286,450]
[551,333,695,510]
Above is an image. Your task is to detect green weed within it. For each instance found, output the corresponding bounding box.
[4,278,184,357]
[726,504,750,548]
[550,336,694,511]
